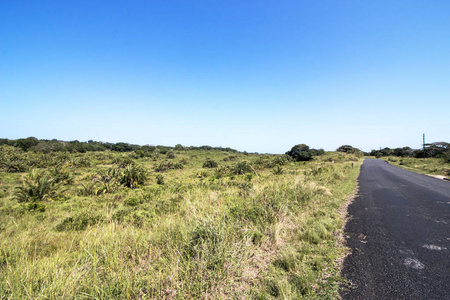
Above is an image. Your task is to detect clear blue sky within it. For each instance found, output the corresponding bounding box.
[1,1,449,153]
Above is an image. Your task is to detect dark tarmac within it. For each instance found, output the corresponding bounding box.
[341,159,450,300]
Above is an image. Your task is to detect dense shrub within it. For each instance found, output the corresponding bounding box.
[135,149,145,157]
[173,162,184,169]
[272,165,284,175]
[120,164,147,188]
[49,165,73,184]
[232,161,253,175]
[156,174,165,185]
[72,156,92,167]
[223,155,237,162]
[444,151,450,163]
[111,142,134,152]
[56,212,103,231]
[166,151,175,159]
[15,137,39,151]
[124,196,142,207]
[112,208,153,227]
[154,161,174,172]
[13,169,58,206]
[336,145,358,153]
[203,159,218,168]
[286,144,313,161]
[273,155,292,166]
[78,182,99,196]
[93,168,121,193]
[113,156,133,168]
[310,148,326,156]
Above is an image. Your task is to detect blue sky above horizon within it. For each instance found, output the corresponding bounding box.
[1,1,449,153]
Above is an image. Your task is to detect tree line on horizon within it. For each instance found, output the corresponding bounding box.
[288,143,449,162]
[0,137,238,155]
[0,137,448,162]
[366,142,449,160]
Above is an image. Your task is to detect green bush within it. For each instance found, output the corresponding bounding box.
[272,165,284,175]
[135,149,145,157]
[49,165,73,184]
[154,161,174,172]
[232,161,253,175]
[444,151,450,163]
[273,155,292,166]
[112,208,152,227]
[203,159,218,168]
[56,212,103,231]
[120,164,147,188]
[286,144,313,161]
[113,156,133,168]
[247,230,263,245]
[238,182,253,197]
[166,151,175,159]
[0,145,28,172]
[13,169,58,205]
[93,167,121,193]
[173,162,184,169]
[78,181,99,196]
[72,156,92,167]
[124,196,142,207]
[156,174,165,185]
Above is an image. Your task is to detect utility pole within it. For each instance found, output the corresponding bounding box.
[423,133,426,159]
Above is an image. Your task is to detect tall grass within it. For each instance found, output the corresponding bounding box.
[0,149,360,299]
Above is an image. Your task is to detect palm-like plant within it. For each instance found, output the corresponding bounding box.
[93,167,121,193]
[79,182,99,196]
[49,165,74,184]
[0,145,27,172]
[14,169,57,203]
[1,158,27,172]
[272,165,284,175]
[120,164,147,188]
[232,161,254,175]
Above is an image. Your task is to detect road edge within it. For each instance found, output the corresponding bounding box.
[335,161,363,298]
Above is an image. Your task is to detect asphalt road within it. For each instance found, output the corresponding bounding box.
[341,158,450,300]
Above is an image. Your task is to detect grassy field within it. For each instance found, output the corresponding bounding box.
[382,156,450,178]
[0,148,361,299]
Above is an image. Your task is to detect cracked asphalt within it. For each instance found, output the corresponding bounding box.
[341,158,450,300]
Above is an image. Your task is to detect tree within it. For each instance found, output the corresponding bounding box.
[111,142,133,152]
[393,147,413,157]
[15,137,39,151]
[337,145,360,154]
[310,148,325,156]
[425,142,450,158]
[380,147,393,156]
[286,144,313,161]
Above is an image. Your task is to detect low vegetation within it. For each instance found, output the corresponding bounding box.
[0,141,361,299]
[382,156,450,178]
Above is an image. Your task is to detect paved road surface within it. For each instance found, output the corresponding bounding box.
[341,158,450,299]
